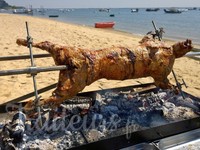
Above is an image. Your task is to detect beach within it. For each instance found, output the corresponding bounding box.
[0,13,199,105]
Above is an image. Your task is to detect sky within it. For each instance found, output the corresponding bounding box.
[5,0,200,8]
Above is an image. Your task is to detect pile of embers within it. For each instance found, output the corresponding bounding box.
[0,88,200,149]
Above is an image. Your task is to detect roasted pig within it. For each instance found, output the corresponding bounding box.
[16,35,193,110]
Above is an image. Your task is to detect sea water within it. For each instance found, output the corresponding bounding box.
[6,8,200,44]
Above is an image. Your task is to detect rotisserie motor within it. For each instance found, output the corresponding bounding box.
[16,35,193,110]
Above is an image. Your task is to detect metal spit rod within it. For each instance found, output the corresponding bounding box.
[152,21,162,41]
[0,53,51,61]
[25,22,42,126]
[0,50,199,62]
[172,70,186,99]
[152,20,186,99]
[0,65,67,76]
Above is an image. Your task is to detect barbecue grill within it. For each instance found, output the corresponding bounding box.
[0,83,200,149]
[0,22,200,150]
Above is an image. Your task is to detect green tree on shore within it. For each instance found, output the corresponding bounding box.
[0,0,24,9]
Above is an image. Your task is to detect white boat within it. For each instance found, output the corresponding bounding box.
[13,6,33,15]
[131,8,139,13]
[99,8,110,12]
[178,8,188,12]
[13,8,33,14]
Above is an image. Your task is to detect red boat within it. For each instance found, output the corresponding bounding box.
[95,22,115,28]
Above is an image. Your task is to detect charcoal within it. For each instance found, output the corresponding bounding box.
[0,124,4,130]
[157,92,168,100]
[0,88,199,149]
[10,111,26,143]
[163,102,176,110]
[12,112,26,123]
[174,97,199,112]
[25,120,33,132]
[93,113,103,121]
[0,111,26,147]
[87,129,105,142]
[57,135,72,150]
[90,100,101,112]
[104,92,120,99]
[42,117,64,133]
[3,141,16,150]
[100,105,119,116]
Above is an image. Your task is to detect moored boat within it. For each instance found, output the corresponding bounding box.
[99,8,110,12]
[131,8,139,13]
[164,8,182,13]
[13,8,33,14]
[49,15,59,17]
[38,6,46,15]
[178,8,188,12]
[95,22,115,28]
[146,8,160,11]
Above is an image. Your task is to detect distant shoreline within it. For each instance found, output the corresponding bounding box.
[1,8,200,46]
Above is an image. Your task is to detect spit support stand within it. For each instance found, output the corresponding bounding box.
[151,20,187,99]
[25,22,42,126]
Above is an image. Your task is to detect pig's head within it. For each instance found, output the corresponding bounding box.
[172,39,193,58]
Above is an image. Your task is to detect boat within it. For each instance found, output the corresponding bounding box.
[146,8,160,11]
[95,22,115,28]
[109,14,115,17]
[188,7,197,10]
[131,8,139,13]
[49,15,59,17]
[98,8,110,12]
[13,8,33,14]
[164,8,182,13]
[177,8,188,12]
[38,6,45,15]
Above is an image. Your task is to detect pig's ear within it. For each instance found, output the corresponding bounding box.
[183,39,192,49]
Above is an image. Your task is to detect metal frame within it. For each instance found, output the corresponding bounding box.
[0,22,68,125]
[0,65,67,76]
[0,53,51,61]
[25,22,41,125]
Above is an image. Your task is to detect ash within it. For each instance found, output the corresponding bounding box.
[0,89,199,150]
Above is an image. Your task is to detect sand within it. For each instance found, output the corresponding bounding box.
[0,14,199,105]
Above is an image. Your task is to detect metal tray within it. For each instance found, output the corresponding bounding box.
[69,84,200,150]
[121,143,158,150]
[158,128,200,150]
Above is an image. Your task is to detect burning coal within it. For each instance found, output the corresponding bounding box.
[0,88,199,149]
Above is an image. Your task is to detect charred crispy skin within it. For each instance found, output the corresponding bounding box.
[16,36,193,110]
